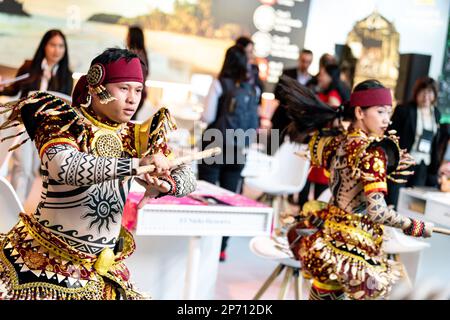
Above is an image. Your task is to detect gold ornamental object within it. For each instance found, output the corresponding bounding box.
[302,200,328,215]
[92,129,123,158]
[94,247,116,276]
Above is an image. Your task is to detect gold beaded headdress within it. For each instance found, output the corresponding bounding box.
[86,63,116,104]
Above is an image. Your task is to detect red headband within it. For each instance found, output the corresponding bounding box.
[349,88,392,107]
[103,57,143,84]
[72,57,144,106]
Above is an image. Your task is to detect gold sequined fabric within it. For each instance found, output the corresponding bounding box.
[299,205,402,300]
[0,214,146,300]
[92,129,123,158]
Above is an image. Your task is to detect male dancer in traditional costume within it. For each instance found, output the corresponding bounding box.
[0,48,196,300]
[282,77,435,300]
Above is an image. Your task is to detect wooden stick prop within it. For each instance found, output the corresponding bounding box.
[294,151,309,159]
[433,227,450,236]
[135,147,222,175]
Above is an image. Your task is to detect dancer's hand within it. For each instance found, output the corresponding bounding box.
[403,218,434,238]
[135,174,171,209]
[139,152,170,175]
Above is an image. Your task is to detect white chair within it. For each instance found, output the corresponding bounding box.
[241,144,274,178]
[244,141,310,228]
[244,141,310,194]
[245,142,311,299]
[0,176,23,232]
[249,236,310,300]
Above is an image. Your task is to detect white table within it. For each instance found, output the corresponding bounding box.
[397,187,450,284]
[398,187,450,227]
[125,180,273,299]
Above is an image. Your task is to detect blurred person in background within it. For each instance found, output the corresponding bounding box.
[305,52,337,92]
[0,29,72,204]
[387,77,443,207]
[199,44,260,262]
[126,25,150,121]
[431,123,449,192]
[235,36,264,101]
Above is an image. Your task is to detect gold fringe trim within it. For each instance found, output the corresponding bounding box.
[312,279,342,291]
[0,236,105,300]
[141,107,177,157]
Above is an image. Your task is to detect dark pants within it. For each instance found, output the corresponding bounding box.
[298,180,328,206]
[197,162,244,252]
[386,161,428,208]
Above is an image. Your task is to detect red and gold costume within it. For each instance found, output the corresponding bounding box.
[281,78,434,300]
[297,128,403,299]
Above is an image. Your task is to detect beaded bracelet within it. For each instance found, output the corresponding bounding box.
[157,175,177,197]
[403,218,425,237]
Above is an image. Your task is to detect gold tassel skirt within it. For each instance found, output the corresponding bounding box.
[0,213,146,300]
[299,205,402,300]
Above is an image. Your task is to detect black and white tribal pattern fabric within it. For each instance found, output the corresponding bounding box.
[45,144,136,186]
[36,143,196,255]
[36,144,139,254]
[169,165,196,197]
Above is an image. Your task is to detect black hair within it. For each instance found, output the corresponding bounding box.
[279,77,386,140]
[318,53,337,69]
[30,29,70,76]
[91,47,139,65]
[301,49,313,56]
[353,79,385,91]
[127,26,146,51]
[320,63,351,102]
[218,45,248,83]
[91,47,147,77]
[323,64,340,83]
[235,36,254,48]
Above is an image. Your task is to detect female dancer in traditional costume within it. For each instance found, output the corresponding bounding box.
[282,77,434,300]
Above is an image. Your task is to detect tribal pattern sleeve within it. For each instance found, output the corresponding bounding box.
[42,144,140,186]
[159,164,197,197]
[360,146,411,229]
[366,192,411,229]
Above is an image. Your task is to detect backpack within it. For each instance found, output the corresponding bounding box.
[207,78,259,148]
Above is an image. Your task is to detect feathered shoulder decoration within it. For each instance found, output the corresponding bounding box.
[0,92,84,151]
[134,107,177,158]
